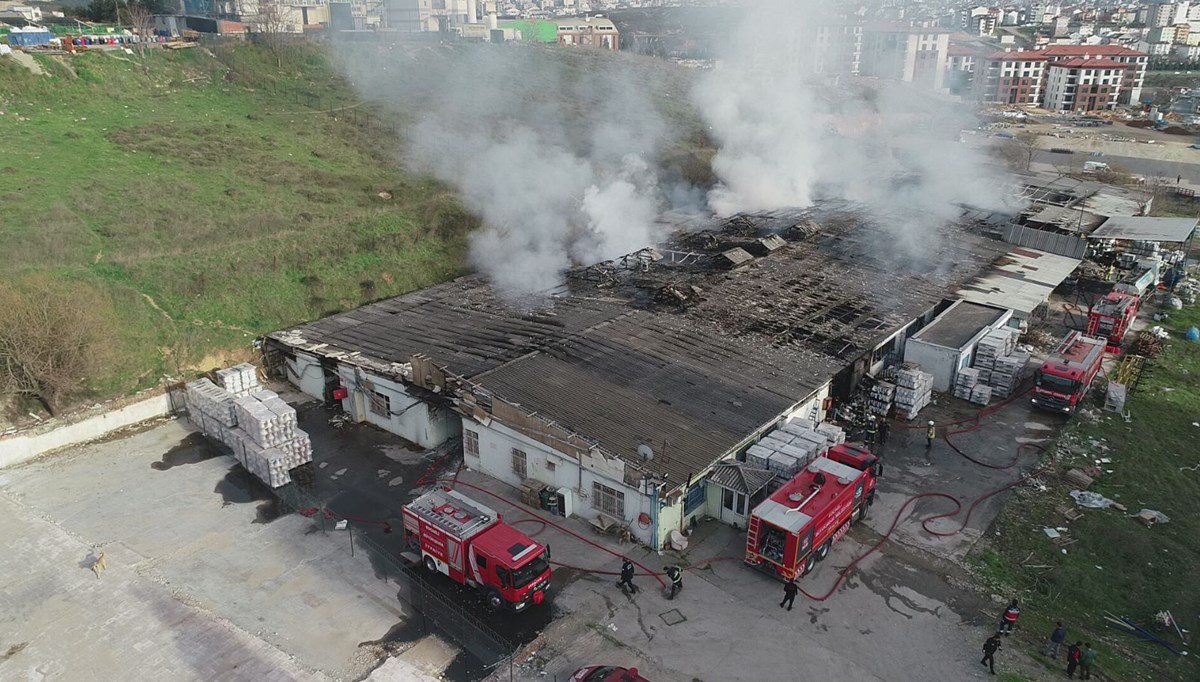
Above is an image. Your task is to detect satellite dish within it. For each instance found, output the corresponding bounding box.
[638,444,655,461]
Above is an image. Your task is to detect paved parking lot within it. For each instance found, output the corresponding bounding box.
[0,416,405,682]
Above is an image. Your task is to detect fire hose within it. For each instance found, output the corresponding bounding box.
[305,382,1045,600]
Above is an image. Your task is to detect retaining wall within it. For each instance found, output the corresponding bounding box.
[0,387,183,469]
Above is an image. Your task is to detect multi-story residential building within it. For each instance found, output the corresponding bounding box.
[1147,25,1176,43]
[385,0,478,32]
[861,22,951,89]
[1044,58,1127,111]
[975,51,1048,105]
[946,43,986,96]
[976,45,1148,110]
[811,22,863,75]
[1173,23,1192,43]
[1139,0,1178,28]
[1137,40,1174,56]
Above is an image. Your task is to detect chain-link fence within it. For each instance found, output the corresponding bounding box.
[272,479,521,681]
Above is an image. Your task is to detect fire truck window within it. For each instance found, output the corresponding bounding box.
[475,555,487,569]
[495,567,510,587]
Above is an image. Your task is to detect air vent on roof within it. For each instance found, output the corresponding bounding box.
[719,247,754,268]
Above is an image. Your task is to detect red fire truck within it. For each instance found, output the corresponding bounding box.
[744,443,880,580]
[1031,331,1106,413]
[402,487,552,612]
[1087,290,1140,353]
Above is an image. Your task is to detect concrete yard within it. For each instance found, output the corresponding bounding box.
[0,384,1064,682]
[0,416,408,682]
[480,396,1060,682]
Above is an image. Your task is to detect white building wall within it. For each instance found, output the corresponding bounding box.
[286,351,327,400]
[462,418,660,546]
[336,366,459,449]
[903,340,964,392]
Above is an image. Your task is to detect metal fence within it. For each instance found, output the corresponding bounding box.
[271,480,520,681]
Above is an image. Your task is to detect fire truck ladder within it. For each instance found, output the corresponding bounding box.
[746,520,761,554]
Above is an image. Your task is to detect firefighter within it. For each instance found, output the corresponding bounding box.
[980,633,1002,675]
[616,557,639,594]
[925,421,936,465]
[999,598,1020,634]
[779,578,799,611]
[877,417,890,446]
[664,565,683,600]
[865,418,877,446]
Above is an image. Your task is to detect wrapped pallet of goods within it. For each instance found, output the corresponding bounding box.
[894,366,933,420]
[969,384,993,406]
[746,443,774,470]
[868,382,896,416]
[814,422,846,447]
[989,350,1031,398]
[215,362,261,397]
[953,367,980,401]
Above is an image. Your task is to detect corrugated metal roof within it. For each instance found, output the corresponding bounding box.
[708,462,775,495]
[1088,216,1198,242]
[956,248,1081,317]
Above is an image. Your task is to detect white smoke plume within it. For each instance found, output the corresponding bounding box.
[696,0,1014,253]
[334,43,673,299]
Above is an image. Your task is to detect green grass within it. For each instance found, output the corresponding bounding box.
[976,302,1200,682]
[0,45,471,401]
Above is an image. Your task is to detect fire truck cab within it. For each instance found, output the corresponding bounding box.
[1087,290,1140,353]
[1032,331,1106,413]
[403,487,552,612]
[745,444,878,580]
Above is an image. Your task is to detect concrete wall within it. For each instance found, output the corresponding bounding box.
[337,367,459,449]
[0,389,176,469]
[904,340,964,392]
[286,351,327,401]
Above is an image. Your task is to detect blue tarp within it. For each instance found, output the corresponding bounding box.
[7,30,53,47]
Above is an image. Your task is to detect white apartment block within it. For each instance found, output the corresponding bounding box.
[1044,59,1126,112]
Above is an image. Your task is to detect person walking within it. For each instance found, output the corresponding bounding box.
[925,421,936,465]
[980,633,1002,675]
[780,579,798,611]
[1079,643,1097,680]
[1044,621,1067,659]
[616,558,638,594]
[664,565,683,600]
[998,598,1020,634]
[1066,641,1083,678]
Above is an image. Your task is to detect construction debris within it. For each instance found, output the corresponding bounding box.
[1131,509,1170,527]
[1070,489,1117,509]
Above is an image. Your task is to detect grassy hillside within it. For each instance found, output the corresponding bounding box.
[0,46,473,407]
[972,304,1200,682]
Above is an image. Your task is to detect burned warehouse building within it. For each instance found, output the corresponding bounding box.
[262,203,1070,551]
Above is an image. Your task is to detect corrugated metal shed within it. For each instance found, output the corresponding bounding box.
[708,462,775,495]
[1088,216,1198,243]
[956,247,1081,318]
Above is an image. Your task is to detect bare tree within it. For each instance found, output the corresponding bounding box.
[0,277,116,416]
[126,3,155,57]
[253,0,293,68]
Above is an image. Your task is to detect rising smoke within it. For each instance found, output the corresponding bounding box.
[335,1,1012,298]
[695,0,1014,255]
[335,43,674,300]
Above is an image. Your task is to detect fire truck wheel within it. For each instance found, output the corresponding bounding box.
[486,590,504,611]
[423,555,437,573]
[815,540,831,561]
[802,554,817,576]
[851,504,865,524]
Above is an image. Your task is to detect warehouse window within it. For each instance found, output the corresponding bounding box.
[545,460,556,472]
[684,482,706,515]
[370,391,390,417]
[592,481,625,519]
[512,448,527,479]
[464,429,479,457]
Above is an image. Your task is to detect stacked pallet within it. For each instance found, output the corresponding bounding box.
[184,374,313,489]
[185,379,237,431]
[215,363,261,396]
[894,366,933,420]
[868,382,896,417]
[233,393,300,447]
[990,350,1032,398]
[814,422,846,448]
[747,421,841,481]
[953,367,980,401]
[975,329,1017,369]
[969,384,993,406]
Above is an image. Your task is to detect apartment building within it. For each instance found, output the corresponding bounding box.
[977,45,1147,110]
[861,22,951,89]
[1044,59,1127,112]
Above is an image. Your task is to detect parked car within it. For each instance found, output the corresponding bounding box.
[569,666,651,682]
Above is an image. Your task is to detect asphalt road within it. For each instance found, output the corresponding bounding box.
[1033,149,1200,183]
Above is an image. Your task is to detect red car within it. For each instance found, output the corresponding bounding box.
[569,666,650,682]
